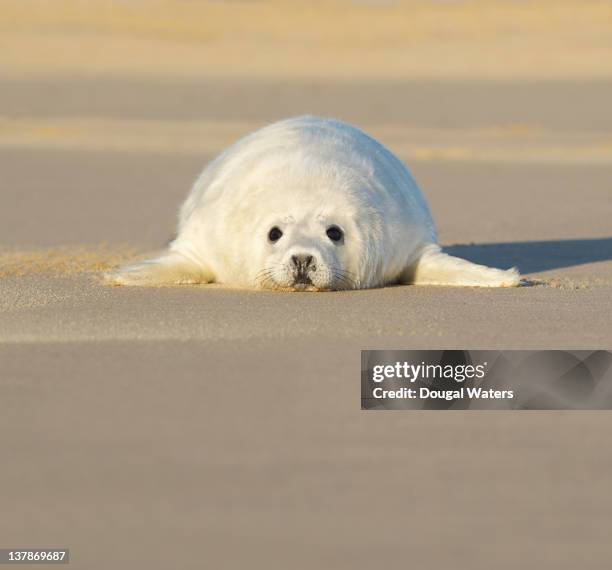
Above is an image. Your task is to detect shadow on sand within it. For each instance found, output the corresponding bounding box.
[444,237,612,274]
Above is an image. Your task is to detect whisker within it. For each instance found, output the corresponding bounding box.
[331,268,356,290]
[255,265,282,290]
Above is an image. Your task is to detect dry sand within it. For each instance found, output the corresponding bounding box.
[1,2,612,569]
[2,0,612,79]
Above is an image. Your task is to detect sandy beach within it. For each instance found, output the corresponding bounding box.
[1,2,612,569]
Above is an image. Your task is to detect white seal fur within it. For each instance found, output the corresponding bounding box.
[108,116,519,290]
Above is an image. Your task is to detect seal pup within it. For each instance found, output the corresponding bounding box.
[108,116,519,291]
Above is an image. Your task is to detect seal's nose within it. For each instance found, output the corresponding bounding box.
[291,254,314,269]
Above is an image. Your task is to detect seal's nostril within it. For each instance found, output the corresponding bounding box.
[292,254,314,268]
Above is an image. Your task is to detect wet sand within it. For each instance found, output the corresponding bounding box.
[1,76,611,569]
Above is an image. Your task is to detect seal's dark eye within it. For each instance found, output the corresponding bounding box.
[268,226,283,242]
[326,225,343,242]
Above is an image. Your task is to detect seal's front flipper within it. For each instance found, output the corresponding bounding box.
[105,251,212,286]
[407,245,520,287]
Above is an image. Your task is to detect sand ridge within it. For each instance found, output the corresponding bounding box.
[0,245,139,278]
[1,117,611,164]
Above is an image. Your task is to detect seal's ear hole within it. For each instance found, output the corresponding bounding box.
[268,226,283,243]
[326,225,344,243]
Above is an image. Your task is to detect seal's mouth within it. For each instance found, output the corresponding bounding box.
[291,275,318,292]
[294,274,313,285]
[256,265,351,292]
[291,282,321,292]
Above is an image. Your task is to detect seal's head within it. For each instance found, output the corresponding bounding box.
[255,212,356,292]
[215,151,379,292]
